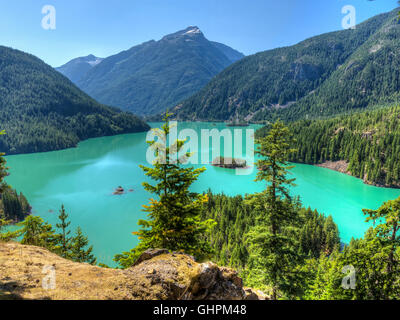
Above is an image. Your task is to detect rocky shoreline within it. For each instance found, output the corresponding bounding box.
[316,160,350,175]
[315,160,400,189]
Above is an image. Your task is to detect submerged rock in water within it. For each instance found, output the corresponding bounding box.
[113,186,125,195]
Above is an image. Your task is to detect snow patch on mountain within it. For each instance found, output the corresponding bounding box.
[87,58,103,66]
[184,27,201,35]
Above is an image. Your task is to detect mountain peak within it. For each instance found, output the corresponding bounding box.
[85,54,96,60]
[56,55,104,83]
[77,54,103,65]
[162,26,204,41]
[58,26,244,116]
[174,8,395,122]
[182,26,202,35]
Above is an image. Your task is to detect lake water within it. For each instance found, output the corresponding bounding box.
[5,122,400,266]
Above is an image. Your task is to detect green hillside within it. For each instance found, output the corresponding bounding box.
[175,9,399,122]
[0,46,150,155]
[276,9,400,122]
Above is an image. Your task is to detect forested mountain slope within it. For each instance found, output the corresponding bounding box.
[175,9,398,122]
[75,27,244,116]
[202,192,340,271]
[276,8,400,121]
[0,46,150,155]
[257,105,400,188]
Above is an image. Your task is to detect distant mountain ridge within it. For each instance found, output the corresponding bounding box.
[57,26,244,116]
[0,46,149,155]
[56,54,103,83]
[174,9,400,122]
[210,41,245,63]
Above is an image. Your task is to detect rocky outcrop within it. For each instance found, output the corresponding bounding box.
[315,160,400,188]
[316,160,350,175]
[0,243,267,300]
[132,248,170,266]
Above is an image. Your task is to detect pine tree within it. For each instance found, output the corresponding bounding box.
[70,227,97,265]
[55,205,72,258]
[245,120,303,299]
[0,217,11,239]
[17,216,58,250]
[361,196,400,298]
[16,209,96,265]
[0,130,8,194]
[114,113,215,268]
[0,218,20,242]
[0,144,22,241]
[306,197,400,300]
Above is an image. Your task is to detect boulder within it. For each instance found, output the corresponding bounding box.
[133,249,169,266]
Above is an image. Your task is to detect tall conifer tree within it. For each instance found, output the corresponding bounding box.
[115,113,215,268]
[56,204,72,258]
[245,120,303,299]
[0,130,8,194]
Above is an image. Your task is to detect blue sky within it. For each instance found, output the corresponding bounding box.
[0,0,397,67]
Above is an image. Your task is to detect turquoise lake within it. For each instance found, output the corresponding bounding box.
[5,122,400,266]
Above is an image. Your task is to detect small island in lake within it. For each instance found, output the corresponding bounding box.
[211,156,247,169]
